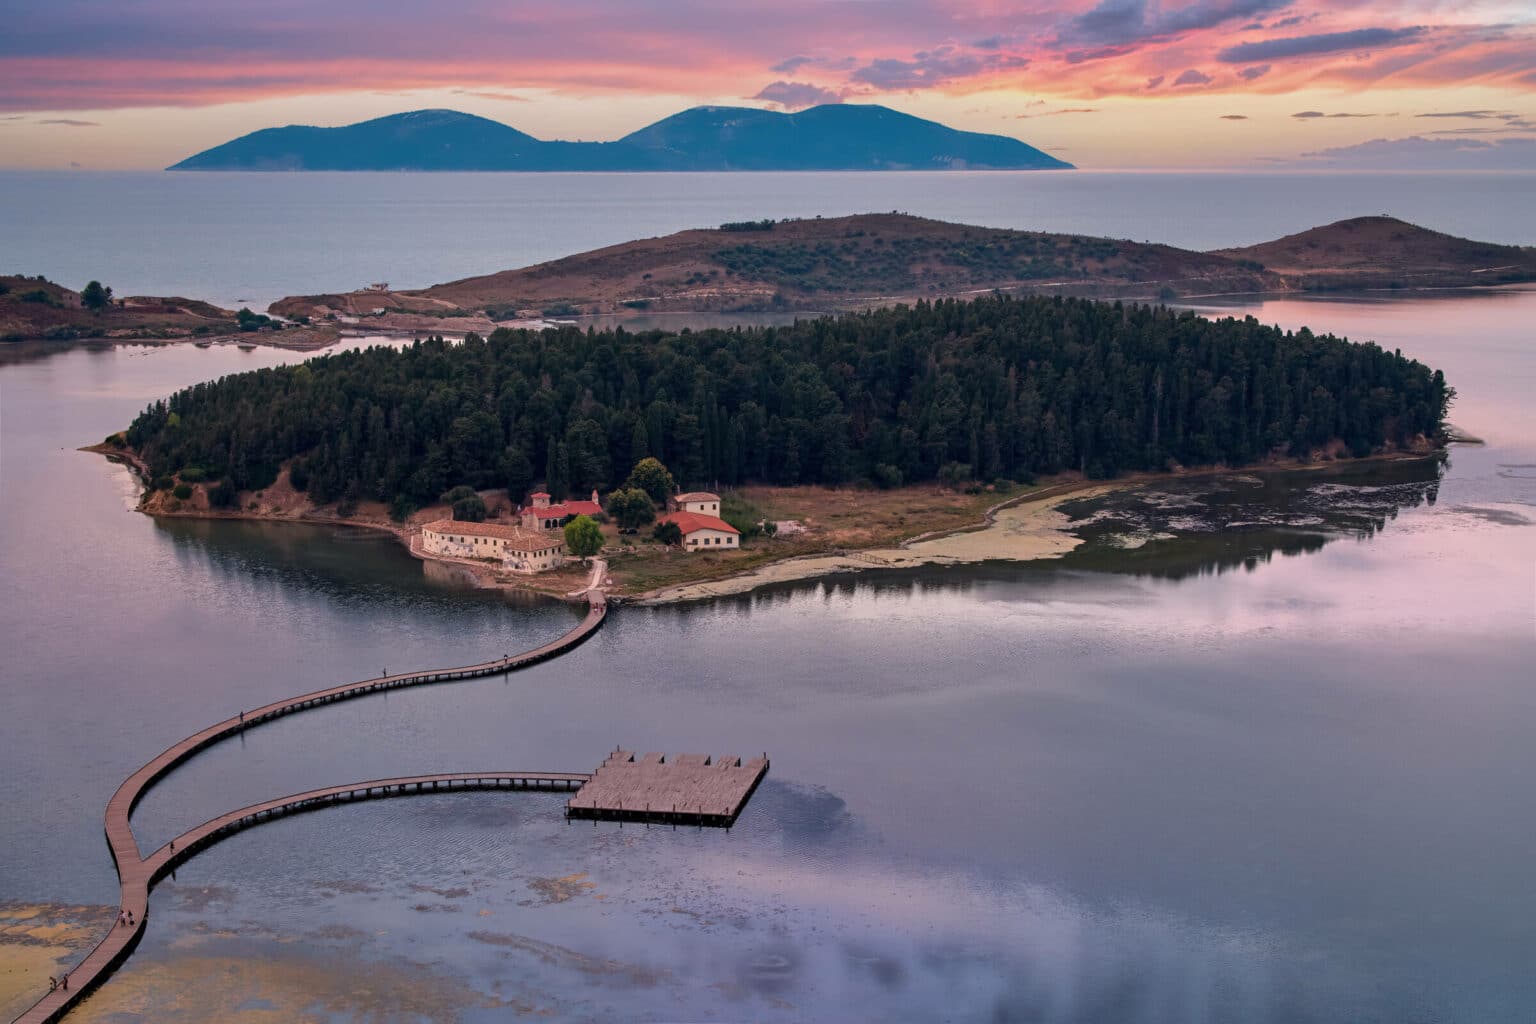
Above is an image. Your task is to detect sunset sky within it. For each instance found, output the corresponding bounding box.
[2,0,1532,170]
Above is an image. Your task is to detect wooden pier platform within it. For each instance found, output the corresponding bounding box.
[11,594,606,1024]
[566,750,769,827]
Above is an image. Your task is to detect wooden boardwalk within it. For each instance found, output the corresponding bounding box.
[12,593,606,1024]
[566,750,769,827]
[16,773,589,1024]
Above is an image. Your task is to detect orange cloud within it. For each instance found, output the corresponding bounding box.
[0,0,1531,113]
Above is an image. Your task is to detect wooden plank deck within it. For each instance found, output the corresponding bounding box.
[15,772,589,1024]
[565,750,769,827]
[11,594,606,1024]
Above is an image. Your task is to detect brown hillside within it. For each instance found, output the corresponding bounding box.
[1220,216,1536,288]
[0,275,239,341]
[270,213,1536,325]
[271,213,1280,321]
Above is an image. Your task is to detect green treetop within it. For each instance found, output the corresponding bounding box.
[605,487,655,532]
[563,514,604,559]
[626,457,676,508]
[80,280,113,311]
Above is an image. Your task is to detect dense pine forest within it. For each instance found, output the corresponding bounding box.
[125,296,1450,516]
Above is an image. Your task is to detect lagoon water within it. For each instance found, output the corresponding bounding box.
[1,173,1535,1022]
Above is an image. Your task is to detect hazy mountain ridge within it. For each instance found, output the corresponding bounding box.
[168,105,1073,171]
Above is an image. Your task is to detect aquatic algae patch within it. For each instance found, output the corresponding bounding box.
[467,929,666,986]
[0,902,118,1019]
[522,872,598,906]
[63,938,500,1023]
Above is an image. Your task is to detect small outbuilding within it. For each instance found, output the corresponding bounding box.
[673,491,721,515]
[658,510,739,552]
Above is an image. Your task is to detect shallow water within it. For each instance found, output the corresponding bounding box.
[1,289,1534,1022]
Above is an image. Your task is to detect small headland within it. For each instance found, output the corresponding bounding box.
[0,275,345,349]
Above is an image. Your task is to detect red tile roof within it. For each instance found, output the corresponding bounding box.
[526,499,601,520]
[674,491,720,503]
[658,510,739,536]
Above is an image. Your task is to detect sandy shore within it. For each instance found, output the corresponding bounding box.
[630,447,1443,604]
[635,484,1116,604]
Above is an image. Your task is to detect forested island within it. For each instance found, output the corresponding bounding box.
[124,295,1449,524]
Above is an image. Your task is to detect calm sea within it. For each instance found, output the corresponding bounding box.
[1,174,1534,1022]
[1,169,1533,310]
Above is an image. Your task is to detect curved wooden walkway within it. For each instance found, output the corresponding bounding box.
[14,592,606,1024]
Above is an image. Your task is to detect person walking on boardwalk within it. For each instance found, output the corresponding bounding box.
[60,973,68,991]
[48,976,56,992]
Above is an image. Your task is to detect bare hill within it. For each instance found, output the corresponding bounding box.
[271,213,1536,325]
[272,214,1278,321]
[1221,216,1536,289]
[0,276,238,342]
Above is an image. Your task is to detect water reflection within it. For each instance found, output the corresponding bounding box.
[100,787,1388,1024]
[6,292,1536,1024]
[1058,456,1446,580]
[152,516,569,614]
[678,456,1449,608]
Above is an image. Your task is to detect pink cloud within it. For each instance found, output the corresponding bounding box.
[0,1,1531,112]
[753,81,845,110]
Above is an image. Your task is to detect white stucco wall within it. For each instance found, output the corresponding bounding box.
[683,527,737,550]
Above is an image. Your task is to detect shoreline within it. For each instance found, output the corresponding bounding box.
[85,443,1445,607]
[630,451,1441,604]
[82,444,597,603]
[11,282,1533,355]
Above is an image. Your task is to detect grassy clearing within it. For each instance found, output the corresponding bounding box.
[738,482,1017,548]
[602,480,1041,596]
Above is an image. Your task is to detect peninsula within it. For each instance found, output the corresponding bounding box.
[9,214,1529,345]
[0,275,339,348]
[0,276,235,343]
[169,105,1072,172]
[269,213,1536,329]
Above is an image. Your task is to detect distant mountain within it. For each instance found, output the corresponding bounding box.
[167,109,544,172]
[612,105,1070,170]
[168,105,1073,172]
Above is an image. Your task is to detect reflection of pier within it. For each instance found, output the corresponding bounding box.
[567,750,770,828]
[15,595,608,1024]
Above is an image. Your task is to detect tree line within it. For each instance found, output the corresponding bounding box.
[125,295,1450,517]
